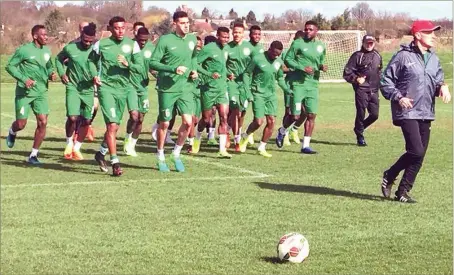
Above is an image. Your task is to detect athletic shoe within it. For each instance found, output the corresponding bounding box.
[192,137,201,154]
[72,150,84,161]
[6,132,16,148]
[64,143,74,160]
[275,128,286,148]
[301,147,317,154]
[394,193,417,203]
[207,138,219,146]
[248,133,255,145]
[239,137,249,153]
[124,144,138,157]
[217,150,232,159]
[357,136,367,146]
[290,130,300,144]
[151,123,158,141]
[157,160,170,172]
[258,149,272,158]
[95,151,108,173]
[234,143,241,153]
[165,132,175,145]
[283,134,291,146]
[381,170,395,198]
[27,155,41,165]
[112,163,123,176]
[171,155,185,172]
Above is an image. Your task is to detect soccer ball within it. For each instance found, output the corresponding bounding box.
[277,232,310,263]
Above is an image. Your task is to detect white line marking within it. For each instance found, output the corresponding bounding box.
[1,175,268,188]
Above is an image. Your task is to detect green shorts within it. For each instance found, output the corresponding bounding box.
[227,81,250,112]
[137,93,150,114]
[193,93,202,117]
[252,93,278,119]
[126,90,139,112]
[15,94,49,120]
[158,90,194,122]
[99,87,127,124]
[290,85,319,115]
[66,86,94,120]
[127,90,149,114]
[201,87,229,111]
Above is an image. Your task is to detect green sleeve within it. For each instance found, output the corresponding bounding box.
[149,37,177,73]
[5,47,28,84]
[276,67,291,94]
[88,42,100,78]
[284,41,304,71]
[55,47,68,77]
[242,59,255,94]
[196,47,212,77]
[320,44,326,66]
[129,42,144,74]
[46,53,54,78]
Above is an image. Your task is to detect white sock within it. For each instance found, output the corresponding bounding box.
[208,127,215,139]
[189,137,194,145]
[66,136,73,145]
[279,127,286,135]
[234,135,241,144]
[74,141,82,151]
[196,130,203,139]
[9,128,16,136]
[239,128,243,135]
[157,149,165,161]
[30,148,39,157]
[303,136,311,148]
[166,131,172,140]
[100,144,109,155]
[111,157,119,165]
[219,134,227,151]
[258,141,267,151]
[172,145,183,158]
[241,132,248,139]
[125,132,132,140]
[131,138,138,148]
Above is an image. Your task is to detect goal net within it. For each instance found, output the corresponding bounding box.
[222,30,366,83]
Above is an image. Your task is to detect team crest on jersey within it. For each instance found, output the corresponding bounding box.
[259,48,265,53]
[273,61,281,71]
[43,53,50,62]
[188,41,195,50]
[144,50,152,58]
[243,47,251,56]
[122,44,132,53]
[317,45,324,53]
[224,51,228,60]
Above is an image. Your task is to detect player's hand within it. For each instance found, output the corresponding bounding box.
[150,70,158,77]
[357,76,366,85]
[212,72,220,79]
[399,97,414,109]
[440,85,451,104]
[176,66,188,75]
[190,70,198,80]
[320,64,328,72]
[227,73,235,81]
[63,57,69,65]
[25,79,35,89]
[117,55,129,67]
[303,66,314,75]
[61,74,69,84]
[93,76,102,86]
[49,72,57,82]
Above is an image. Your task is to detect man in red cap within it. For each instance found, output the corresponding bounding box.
[380,20,451,203]
[343,34,382,146]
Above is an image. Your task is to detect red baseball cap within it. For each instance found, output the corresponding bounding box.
[411,20,441,34]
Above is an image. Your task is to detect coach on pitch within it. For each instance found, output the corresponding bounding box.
[343,34,382,146]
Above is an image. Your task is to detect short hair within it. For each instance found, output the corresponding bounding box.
[233,23,244,29]
[133,22,145,29]
[249,25,261,32]
[137,27,149,36]
[173,11,188,22]
[109,16,125,27]
[82,22,97,36]
[305,20,318,29]
[31,25,45,36]
[294,30,304,39]
[216,27,230,36]
[204,35,217,45]
[270,40,283,50]
[196,36,202,41]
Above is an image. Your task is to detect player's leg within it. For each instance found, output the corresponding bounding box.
[354,91,368,146]
[276,84,303,148]
[193,89,213,153]
[172,90,194,172]
[227,81,241,149]
[206,105,218,145]
[239,94,265,153]
[188,94,201,153]
[86,92,99,142]
[301,89,319,154]
[155,91,178,172]
[73,92,95,161]
[282,90,292,146]
[216,93,231,158]
[124,90,139,156]
[64,86,81,159]
[28,95,49,164]
[7,95,32,149]
[165,107,177,145]
[128,94,150,155]
[362,92,379,144]
[257,95,277,157]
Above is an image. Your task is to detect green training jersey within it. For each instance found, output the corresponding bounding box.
[5,42,53,96]
[55,41,94,91]
[197,42,228,92]
[284,38,326,87]
[149,32,198,93]
[225,40,255,81]
[244,52,291,97]
[88,37,143,91]
[130,41,155,94]
[251,42,265,56]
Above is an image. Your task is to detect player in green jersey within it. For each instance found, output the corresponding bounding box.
[238,41,292,157]
[90,16,144,176]
[123,26,156,157]
[149,11,199,172]
[276,20,328,154]
[56,23,97,161]
[5,25,57,164]
[192,28,231,158]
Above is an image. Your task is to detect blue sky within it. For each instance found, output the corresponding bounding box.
[56,1,452,20]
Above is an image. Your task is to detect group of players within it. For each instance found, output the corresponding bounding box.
[5,11,328,176]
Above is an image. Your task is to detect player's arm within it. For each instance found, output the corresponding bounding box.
[276,66,292,94]
[56,47,69,80]
[318,44,328,72]
[128,41,144,74]
[88,41,101,77]
[343,52,359,83]
[380,52,404,102]
[242,58,256,94]
[196,47,212,77]
[5,46,29,84]
[434,58,445,96]
[284,41,304,71]
[45,52,57,81]
[149,37,177,73]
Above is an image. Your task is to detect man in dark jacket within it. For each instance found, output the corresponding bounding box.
[343,34,382,146]
[380,20,451,203]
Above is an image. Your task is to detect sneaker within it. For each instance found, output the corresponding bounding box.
[381,170,395,198]
[72,150,84,161]
[112,163,123,176]
[171,155,185,172]
[27,155,41,165]
[165,132,175,145]
[124,144,138,157]
[157,160,170,172]
[86,126,95,142]
[247,133,255,145]
[239,137,249,153]
[207,138,219,146]
[301,147,317,154]
[6,132,16,148]
[258,149,272,158]
[217,150,232,159]
[357,136,367,147]
[225,133,231,149]
[394,193,417,203]
[192,137,201,154]
[95,151,109,173]
[275,128,286,148]
[151,124,158,141]
[187,146,193,154]
[290,130,300,144]
[123,136,130,152]
[234,143,241,153]
[283,134,291,146]
[64,143,74,160]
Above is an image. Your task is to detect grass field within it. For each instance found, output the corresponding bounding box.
[1,69,452,274]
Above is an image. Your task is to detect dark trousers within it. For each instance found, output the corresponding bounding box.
[387,120,431,196]
[354,91,379,138]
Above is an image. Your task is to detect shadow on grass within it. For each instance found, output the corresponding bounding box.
[255,182,388,202]
[260,256,286,264]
